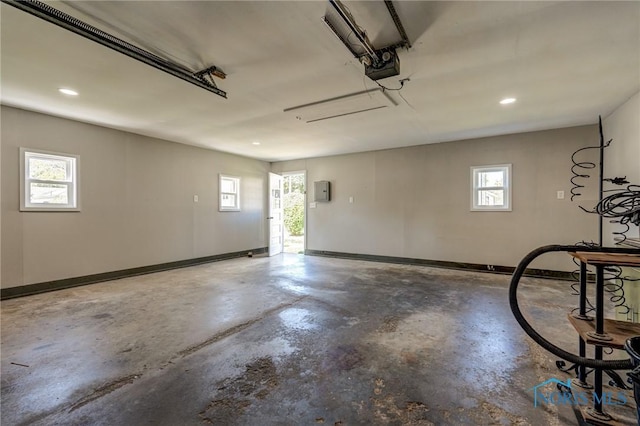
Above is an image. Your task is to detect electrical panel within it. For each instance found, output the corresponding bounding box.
[314,181,331,202]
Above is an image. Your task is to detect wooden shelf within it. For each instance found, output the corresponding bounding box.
[569,252,640,267]
[568,314,640,349]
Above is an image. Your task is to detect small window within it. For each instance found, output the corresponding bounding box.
[20,148,79,211]
[219,174,240,211]
[471,164,511,211]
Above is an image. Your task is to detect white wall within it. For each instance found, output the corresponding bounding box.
[4,102,628,288]
[603,91,640,246]
[273,126,601,271]
[1,106,269,288]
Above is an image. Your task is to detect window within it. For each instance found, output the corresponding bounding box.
[471,164,511,211]
[20,148,79,211]
[219,174,240,211]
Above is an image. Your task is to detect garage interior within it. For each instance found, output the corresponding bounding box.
[1,1,639,425]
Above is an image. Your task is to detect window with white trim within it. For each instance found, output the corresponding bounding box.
[471,164,511,211]
[20,148,79,211]
[219,174,240,211]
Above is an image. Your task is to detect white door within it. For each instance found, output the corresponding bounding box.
[268,172,284,256]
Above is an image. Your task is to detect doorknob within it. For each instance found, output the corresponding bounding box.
[267,216,274,219]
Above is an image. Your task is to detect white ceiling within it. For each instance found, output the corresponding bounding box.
[1,1,638,162]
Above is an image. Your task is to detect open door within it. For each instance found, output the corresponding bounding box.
[268,172,284,256]
[282,171,306,254]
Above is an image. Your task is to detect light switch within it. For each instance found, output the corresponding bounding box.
[310,202,317,209]
[194,195,199,202]
[349,196,354,203]
[557,191,564,200]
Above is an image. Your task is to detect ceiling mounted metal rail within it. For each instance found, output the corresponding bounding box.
[384,0,411,49]
[328,0,379,63]
[321,16,360,59]
[2,0,227,98]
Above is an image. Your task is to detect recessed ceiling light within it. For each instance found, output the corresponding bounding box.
[252,141,261,146]
[58,88,79,96]
[500,97,516,105]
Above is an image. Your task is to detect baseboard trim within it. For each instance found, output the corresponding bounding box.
[304,249,575,281]
[1,247,268,300]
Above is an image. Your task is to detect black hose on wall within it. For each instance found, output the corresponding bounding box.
[509,244,640,370]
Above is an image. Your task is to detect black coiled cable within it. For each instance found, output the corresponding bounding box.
[596,185,640,222]
[604,265,630,315]
[611,218,631,245]
[581,184,640,244]
[570,143,609,201]
[569,242,633,331]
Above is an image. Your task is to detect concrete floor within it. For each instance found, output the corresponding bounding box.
[1,254,637,425]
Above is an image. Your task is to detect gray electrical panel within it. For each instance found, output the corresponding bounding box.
[314,181,331,202]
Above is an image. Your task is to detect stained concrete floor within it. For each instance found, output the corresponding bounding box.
[1,254,638,425]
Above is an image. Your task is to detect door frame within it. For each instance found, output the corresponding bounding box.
[281,170,307,254]
[268,172,284,256]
